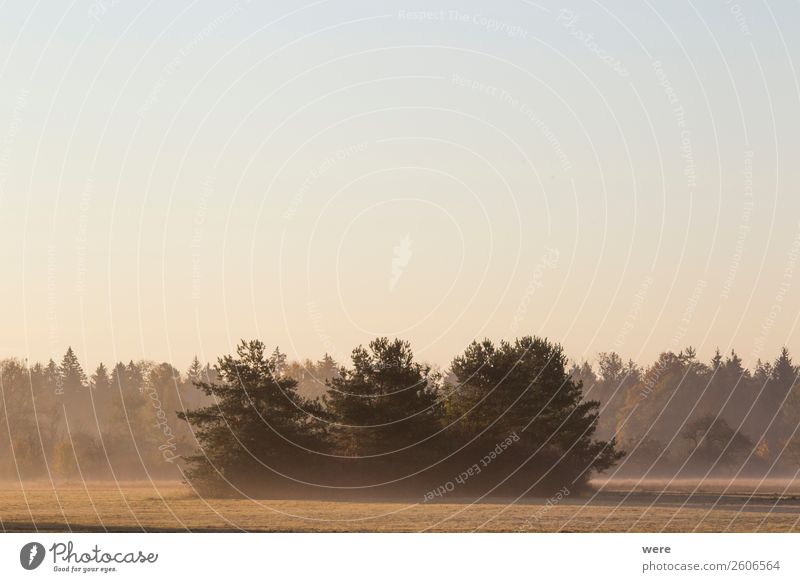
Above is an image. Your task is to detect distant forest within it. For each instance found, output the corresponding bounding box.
[1,338,798,498]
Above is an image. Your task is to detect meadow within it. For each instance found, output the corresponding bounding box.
[1,480,798,533]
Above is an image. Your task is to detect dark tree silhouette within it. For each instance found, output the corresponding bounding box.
[325,338,442,488]
[177,340,329,496]
[59,347,87,391]
[445,336,623,492]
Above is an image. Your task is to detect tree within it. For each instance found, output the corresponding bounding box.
[593,352,639,439]
[326,338,442,464]
[718,349,754,428]
[762,348,798,445]
[570,361,597,399]
[1,359,55,478]
[679,346,697,364]
[270,347,287,376]
[753,359,773,385]
[56,348,94,438]
[91,363,110,391]
[178,340,329,496]
[680,414,753,472]
[89,362,113,440]
[711,349,723,371]
[185,356,215,409]
[773,347,797,388]
[598,351,628,384]
[187,356,204,384]
[447,336,623,491]
[285,354,339,401]
[59,347,87,391]
[615,351,690,444]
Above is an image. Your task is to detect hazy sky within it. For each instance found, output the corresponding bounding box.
[1,0,799,371]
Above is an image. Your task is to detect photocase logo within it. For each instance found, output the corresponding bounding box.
[389,235,413,292]
[20,542,46,570]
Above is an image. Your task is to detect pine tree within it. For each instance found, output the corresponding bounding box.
[110,362,127,390]
[59,347,87,390]
[45,358,59,382]
[92,363,110,391]
[711,348,723,371]
[770,348,799,444]
[725,349,745,377]
[187,356,204,384]
[447,336,623,490]
[754,359,773,384]
[327,338,442,459]
[178,340,329,495]
[270,347,287,376]
[679,346,697,363]
[773,347,797,390]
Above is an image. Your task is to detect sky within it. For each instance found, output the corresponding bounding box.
[1,0,799,372]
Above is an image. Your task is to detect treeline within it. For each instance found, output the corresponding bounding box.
[0,349,213,481]
[0,347,338,483]
[0,337,620,498]
[1,340,798,498]
[571,347,800,475]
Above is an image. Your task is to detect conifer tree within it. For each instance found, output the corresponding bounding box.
[178,340,329,495]
[59,347,86,390]
[447,336,623,489]
[326,338,442,459]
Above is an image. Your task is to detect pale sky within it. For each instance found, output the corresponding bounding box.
[1,0,799,371]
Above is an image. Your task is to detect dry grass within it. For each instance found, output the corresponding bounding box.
[592,477,800,496]
[1,480,798,532]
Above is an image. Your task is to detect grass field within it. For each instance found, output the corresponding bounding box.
[2,479,799,532]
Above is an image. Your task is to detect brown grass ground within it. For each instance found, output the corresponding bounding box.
[1,480,799,532]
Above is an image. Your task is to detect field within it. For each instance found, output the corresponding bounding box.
[1,479,799,532]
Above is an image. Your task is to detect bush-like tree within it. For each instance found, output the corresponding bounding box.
[680,414,753,471]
